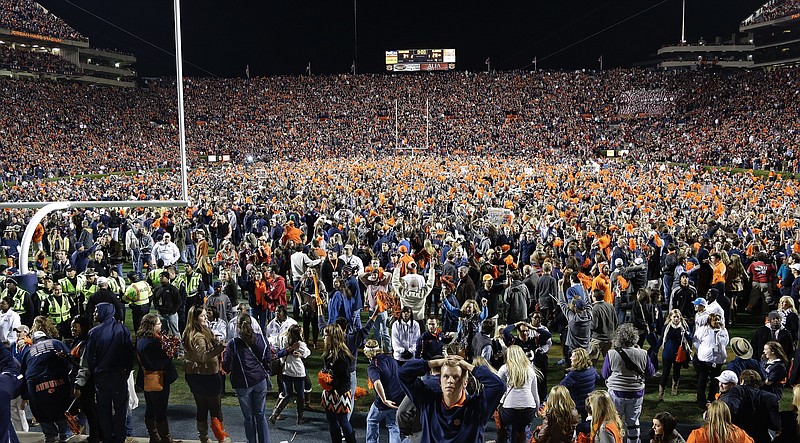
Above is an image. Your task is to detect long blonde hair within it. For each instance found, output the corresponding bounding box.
[505,345,541,388]
[588,390,624,439]
[703,401,743,443]
[546,385,577,427]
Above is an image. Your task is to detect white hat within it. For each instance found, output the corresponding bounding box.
[790,263,800,272]
[96,277,109,287]
[715,370,738,384]
[634,257,644,265]
[614,258,624,267]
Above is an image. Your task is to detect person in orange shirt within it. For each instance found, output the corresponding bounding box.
[281,220,303,246]
[32,223,45,252]
[710,252,727,297]
[686,401,753,443]
[592,262,613,304]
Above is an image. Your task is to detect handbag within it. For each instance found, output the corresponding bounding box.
[136,350,164,392]
[143,369,164,392]
[321,389,352,414]
[675,344,689,364]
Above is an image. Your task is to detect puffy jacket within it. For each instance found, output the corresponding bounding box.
[558,367,603,415]
[222,334,272,388]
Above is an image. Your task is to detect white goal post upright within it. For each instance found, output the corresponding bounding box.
[0,0,191,275]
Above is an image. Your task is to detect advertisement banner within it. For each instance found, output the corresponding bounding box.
[393,64,420,72]
[421,63,450,71]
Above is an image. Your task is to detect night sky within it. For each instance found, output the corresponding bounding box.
[36,0,767,78]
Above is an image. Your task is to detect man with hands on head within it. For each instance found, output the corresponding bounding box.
[398,354,504,443]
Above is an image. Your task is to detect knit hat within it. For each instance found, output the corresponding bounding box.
[768,311,782,321]
[730,337,753,359]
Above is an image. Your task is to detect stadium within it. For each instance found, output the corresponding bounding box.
[1,1,800,443]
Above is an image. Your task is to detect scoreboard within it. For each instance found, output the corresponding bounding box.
[385,49,456,72]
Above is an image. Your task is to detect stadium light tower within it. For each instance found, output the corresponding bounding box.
[681,0,686,44]
[353,0,358,74]
[0,0,191,277]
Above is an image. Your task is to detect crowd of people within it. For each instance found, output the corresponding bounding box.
[741,0,800,27]
[0,156,800,443]
[0,65,799,186]
[0,0,87,42]
[0,44,80,75]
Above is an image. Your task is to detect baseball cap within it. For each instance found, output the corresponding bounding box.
[14,325,29,334]
[716,370,738,385]
[790,263,800,272]
[573,299,586,310]
[96,277,109,287]
[692,297,708,307]
[634,257,644,265]
[614,258,624,267]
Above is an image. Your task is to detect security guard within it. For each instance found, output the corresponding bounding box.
[1,277,33,326]
[123,271,152,333]
[75,269,98,317]
[174,263,203,332]
[41,283,74,339]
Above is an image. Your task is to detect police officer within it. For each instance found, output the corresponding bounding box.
[123,271,152,333]
[1,277,33,327]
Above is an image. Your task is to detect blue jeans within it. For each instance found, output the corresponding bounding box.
[609,391,643,443]
[94,371,129,443]
[160,312,179,336]
[40,420,70,442]
[235,380,269,443]
[372,310,392,353]
[366,403,400,443]
[131,250,140,274]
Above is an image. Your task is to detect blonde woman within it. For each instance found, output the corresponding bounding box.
[497,345,541,443]
[660,310,692,398]
[693,313,729,409]
[725,255,746,325]
[587,390,624,443]
[534,385,579,443]
[778,296,799,344]
[686,401,753,443]
[558,348,602,419]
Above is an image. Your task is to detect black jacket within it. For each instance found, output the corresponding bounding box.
[153,283,181,315]
[752,325,794,362]
[719,385,780,443]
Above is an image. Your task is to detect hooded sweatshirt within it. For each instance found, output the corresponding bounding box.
[76,302,133,386]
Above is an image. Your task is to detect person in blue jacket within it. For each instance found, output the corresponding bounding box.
[74,303,134,443]
[0,342,23,443]
[20,324,73,443]
[398,356,505,443]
